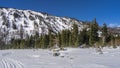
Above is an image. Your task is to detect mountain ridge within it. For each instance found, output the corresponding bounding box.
[0,7,87,42]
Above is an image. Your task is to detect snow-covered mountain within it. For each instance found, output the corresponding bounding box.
[0,7,87,41]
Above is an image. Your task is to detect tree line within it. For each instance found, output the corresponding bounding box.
[0,18,120,49]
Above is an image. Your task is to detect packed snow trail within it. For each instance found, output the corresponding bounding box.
[0,51,25,68]
[0,58,24,68]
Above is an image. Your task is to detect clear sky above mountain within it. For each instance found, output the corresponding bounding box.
[0,0,120,27]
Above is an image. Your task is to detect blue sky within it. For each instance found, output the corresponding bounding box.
[0,0,120,27]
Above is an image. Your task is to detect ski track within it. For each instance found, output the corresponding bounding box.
[0,58,24,68]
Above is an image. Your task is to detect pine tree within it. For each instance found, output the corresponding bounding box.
[79,29,89,45]
[20,40,25,49]
[57,32,61,47]
[38,35,43,48]
[89,18,99,46]
[69,31,73,47]
[61,30,66,47]
[34,32,39,48]
[72,23,79,47]
[49,31,53,48]
[34,37,40,48]
[29,35,35,48]
[44,35,49,48]
[101,23,108,45]
[102,23,108,36]
[66,30,70,46]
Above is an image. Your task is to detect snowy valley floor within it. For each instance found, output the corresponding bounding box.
[0,47,120,68]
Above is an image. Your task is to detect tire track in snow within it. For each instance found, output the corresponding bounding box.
[0,58,24,68]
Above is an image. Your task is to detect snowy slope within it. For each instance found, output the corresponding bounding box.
[0,47,120,68]
[0,7,86,40]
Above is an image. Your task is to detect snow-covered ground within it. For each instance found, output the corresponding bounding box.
[0,47,120,68]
